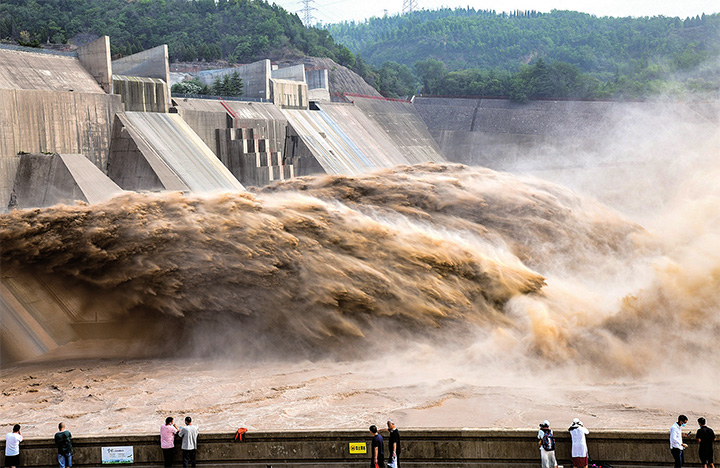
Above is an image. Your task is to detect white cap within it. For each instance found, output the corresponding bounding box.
[540,420,550,427]
[572,418,583,426]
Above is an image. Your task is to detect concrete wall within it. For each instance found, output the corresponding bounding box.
[172,98,297,187]
[0,48,105,93]
[111,45,170,100]
[9,153,123,209]
[281,101,441,176]
[308,87,331,102]
[270,79,309,109]
[350,96,445,164]
[306,69,328,90]
[216,127,291,187]
[299,57,382,99]
[0,89,123,208]
[77,36,112,93]
[1,430,716,467]
[195,60,271,101]
[306,69,330,101]
[0,276,78,364]
[172,98,288,159]
[272,64,306,82]
[411,97,714,168]
[412,97,611,168]
[0,268,178,366]
[314,102,416,168]
[107,112,244,193]
[255,94,445,179]
[113,75,169,113]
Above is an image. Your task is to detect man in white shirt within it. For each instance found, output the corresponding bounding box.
[569,418,590,468]
[670,415,690,468]
[4,424,23,468]
[178,417,199,468]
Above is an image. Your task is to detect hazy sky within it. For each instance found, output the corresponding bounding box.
[272,0,719,26]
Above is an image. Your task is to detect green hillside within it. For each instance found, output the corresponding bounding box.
[0,0,355,65]
[327,9,719,74]
[326,8,720,99]
[2,1,717,100]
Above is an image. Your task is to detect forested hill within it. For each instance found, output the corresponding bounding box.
[0,0,355,65]
[326,8,720,77]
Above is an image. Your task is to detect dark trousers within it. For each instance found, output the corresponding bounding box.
[162,448,174,468]
[371,458,386,468]
[182,449,196,468]
[671,448,684,468]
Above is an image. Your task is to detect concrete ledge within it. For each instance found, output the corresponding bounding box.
[2,429,716,468]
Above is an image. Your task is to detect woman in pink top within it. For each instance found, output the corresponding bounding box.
[160,417,180,468]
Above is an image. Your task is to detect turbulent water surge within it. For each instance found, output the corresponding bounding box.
[1,161,719,434]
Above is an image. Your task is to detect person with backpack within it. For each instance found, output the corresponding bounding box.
[538,420,558,468]
[54,422,72,468]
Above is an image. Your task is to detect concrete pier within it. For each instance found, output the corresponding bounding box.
[1,429,715,467]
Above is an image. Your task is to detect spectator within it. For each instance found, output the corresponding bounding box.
[4,425,23,468]
[697,417,716,468]
[538,420,558,468]
[160,417,180,468]
[386,420,400,468]
[569,418,590,468]
[670,415,690,468]
[178,417,199,468]
[369,425,385,468]
[54,423,72,468]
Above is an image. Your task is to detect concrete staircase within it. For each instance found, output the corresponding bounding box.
[216,127,293,187]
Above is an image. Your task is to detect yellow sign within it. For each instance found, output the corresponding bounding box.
[349,443,367,454]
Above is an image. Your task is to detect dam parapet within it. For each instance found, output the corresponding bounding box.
[1,429,716,468]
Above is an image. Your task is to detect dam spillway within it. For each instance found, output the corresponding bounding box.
[0,38,445,365]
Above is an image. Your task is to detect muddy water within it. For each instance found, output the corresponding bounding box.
[2,353,718,436]
[2,159,720,435]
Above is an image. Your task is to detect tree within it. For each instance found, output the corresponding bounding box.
[415,58,447,94]
[212,71,243,97]
[336,45,355,68]
[376,61,418,97]
[171,79,208,95]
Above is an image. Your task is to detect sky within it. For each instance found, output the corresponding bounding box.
[271,0,720,26]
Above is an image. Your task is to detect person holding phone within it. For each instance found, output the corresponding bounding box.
[670,415,691,468]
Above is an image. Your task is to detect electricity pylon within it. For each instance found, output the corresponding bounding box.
[301,0,316,25]
[402,0,417,15]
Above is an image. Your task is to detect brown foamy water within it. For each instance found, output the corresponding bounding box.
[2,157,719,435]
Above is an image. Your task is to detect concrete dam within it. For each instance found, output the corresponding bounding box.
[0,37,446,365]
[2,36,718,365]
[2,36,720,468]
